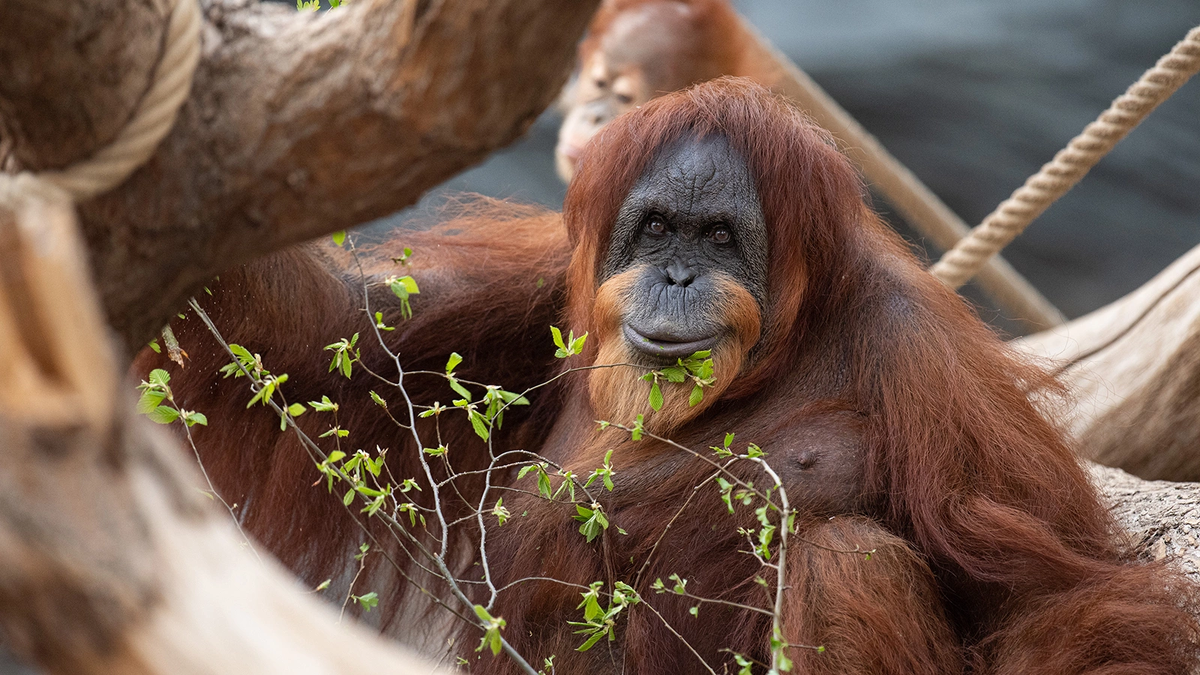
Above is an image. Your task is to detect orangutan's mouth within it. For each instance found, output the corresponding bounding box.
[622,324,718,360]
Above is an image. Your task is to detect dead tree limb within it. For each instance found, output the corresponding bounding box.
[1017,243,1200,481]
[0,0,598,351]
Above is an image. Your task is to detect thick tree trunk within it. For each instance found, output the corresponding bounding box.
[1017,243,1200,481]
[0,0,598,351]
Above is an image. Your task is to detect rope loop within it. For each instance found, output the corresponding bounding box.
[13,0,201,202]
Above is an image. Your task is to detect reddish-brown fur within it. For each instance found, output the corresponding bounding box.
[577,0,746,82]
[134,203,573,643]
[136,79,1199,672]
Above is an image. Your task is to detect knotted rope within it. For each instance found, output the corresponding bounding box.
[0,0,200,430]
[931,25,1200,289]
[5,0,201,202]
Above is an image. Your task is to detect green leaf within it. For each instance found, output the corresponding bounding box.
[688,385,703,408]
[373,311,394,332]
[369,390,387,408]
[493,497,510,526]
[287,402,306,417]
[397,276,419,294]
[570,333,588,353]
[468,410,489,441]
[537,468,552,500]
[448,377,472,402]
[497,389,529,406]
[355,591,378,612]
[183,411,208,427]
[147,406,180,424]
[573,504,608,542]
[473,606,506,656]
[550,326,566,350]
[577,629,607,652]
[148,368,171,386]
[661,366,687,383]
[331,230,346,246]
[648,381,663,411]
[446,352,463,373]
[309,396,337,412]
[577,584,604,621]
[147,339,161,353]
[343,489,355,506]
[136,390,167,414]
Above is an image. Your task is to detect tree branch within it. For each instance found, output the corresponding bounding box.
[1017,242,1200,482]
[0,0,598,350]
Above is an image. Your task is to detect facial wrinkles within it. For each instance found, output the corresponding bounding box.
[662,140,733,228]
[610,140,744,259]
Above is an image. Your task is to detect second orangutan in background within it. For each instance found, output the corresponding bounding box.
[556,0,783,181]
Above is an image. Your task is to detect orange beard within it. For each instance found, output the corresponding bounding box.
[587,267,762,435]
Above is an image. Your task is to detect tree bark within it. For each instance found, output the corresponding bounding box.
[1091,463,1200,584]
[1016,243,1200,482]
[0,0,598,352]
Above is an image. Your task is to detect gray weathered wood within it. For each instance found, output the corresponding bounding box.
[1092,463,1200,584]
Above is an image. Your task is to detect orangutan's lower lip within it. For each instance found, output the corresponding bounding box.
[622,324,717,359]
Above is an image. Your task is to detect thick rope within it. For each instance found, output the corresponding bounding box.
[33,0,202,201]
[931,25,1200,289]
[739,16,1066,329]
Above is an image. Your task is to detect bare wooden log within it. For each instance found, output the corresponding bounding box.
[0,0,599,351]
[1016,243,1200,481]
[0,181,434,675]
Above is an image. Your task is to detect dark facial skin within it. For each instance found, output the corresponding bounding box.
[602,133,769,361]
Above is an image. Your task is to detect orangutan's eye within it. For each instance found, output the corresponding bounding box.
[645,215,668,237]
[709,225,732,245]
